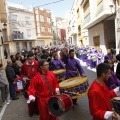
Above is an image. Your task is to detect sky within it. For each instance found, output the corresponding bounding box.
[7,0,74,17]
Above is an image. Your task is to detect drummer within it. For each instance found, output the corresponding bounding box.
[27,59,60,120]
[88,63,120,120]
[50,52,65,82]
[62,49,86,104]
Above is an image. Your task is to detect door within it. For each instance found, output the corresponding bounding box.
[93,36,100,50]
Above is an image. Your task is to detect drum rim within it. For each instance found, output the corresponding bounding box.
[52,69,66,74]
[72,91,88,99]
[59,76,88,88]
[48,94,73,117]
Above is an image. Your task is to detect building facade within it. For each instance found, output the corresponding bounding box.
[76,0,89,46]
[115,0,120,53]
[0,0,8,64]
[81,0,116,53]
[57,19,66,44]
[7,2,36,54]
[66,0,81,45]
[33,8,53,46]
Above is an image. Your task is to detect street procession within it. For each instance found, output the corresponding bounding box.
[1,0,120,120]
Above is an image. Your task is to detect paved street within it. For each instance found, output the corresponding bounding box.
[1,60,96,120]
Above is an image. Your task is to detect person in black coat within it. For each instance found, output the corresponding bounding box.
[41,50,49,59]
[12,58,20,76]
[5,59,19,100]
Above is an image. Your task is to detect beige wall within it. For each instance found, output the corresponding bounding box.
[89,23,107,54]
[36,37,52,46]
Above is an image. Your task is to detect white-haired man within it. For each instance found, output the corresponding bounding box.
[5,59,19,100]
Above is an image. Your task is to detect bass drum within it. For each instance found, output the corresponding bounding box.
[111,97,120,115]
[48,94,73,117]
[60,76,89,99]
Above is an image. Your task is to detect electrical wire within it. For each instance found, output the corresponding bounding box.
[1,0,65,14]
[35,0,64,8]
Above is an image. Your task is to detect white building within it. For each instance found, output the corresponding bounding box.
[65,0,78,45]
[7,2,36,54]
[0,0,8,64]
[52,16,66,45]
[81,0,116,53]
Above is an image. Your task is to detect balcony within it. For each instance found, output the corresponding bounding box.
[12,31,36,40]
[82,0,115,29]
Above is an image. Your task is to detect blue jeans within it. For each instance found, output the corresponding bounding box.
[9,82,16,99]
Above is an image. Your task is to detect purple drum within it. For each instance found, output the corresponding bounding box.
[59,76,89,99]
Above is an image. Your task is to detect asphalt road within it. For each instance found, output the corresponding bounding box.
[1,60,96,120]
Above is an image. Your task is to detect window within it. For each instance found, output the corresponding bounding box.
[27,29,31,37]
[11,15,17,22]
[16,42,20,52]
[77,8,80,17]
[1,37,3,45]
[40,15,44,22]
[12,28,24,39]
[41,27,45,32]
[48,28,51,33]
[47,17,51,24]
[83,0,90,18]
[25,16,30,24]
[29,42,32,50]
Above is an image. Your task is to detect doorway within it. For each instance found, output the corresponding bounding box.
[93,36,100,50]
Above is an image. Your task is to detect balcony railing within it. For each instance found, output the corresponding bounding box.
[96,1,104,16]
[12,31,36,40]
[83,14,91,26]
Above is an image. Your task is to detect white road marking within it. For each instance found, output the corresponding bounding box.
[0,104,8,120]
[0,95,11,120]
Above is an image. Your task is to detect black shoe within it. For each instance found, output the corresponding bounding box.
[12,97,19,100]
[29,113,33,117]
[34,111,39,115]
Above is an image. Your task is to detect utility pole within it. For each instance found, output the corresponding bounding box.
[56,17,59,45]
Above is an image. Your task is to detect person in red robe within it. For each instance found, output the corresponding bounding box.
[27,59,60,120]
[20,52,39,117]
[88,63,120,120]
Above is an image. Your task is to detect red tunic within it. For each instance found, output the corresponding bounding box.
[28,71,59,120]
[20,60,39,115]
[88,80,117,120]
[20,60,39,79]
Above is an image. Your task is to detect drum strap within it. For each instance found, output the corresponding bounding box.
[41,74,54,96]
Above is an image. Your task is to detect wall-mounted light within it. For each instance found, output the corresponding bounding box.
[3,23,7,29]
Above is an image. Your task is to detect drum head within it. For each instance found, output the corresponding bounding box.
[60,76,88,88]
[48,97,64,117]
[53,69,66,75]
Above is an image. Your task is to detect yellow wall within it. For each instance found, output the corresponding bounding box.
[37,36,52,46]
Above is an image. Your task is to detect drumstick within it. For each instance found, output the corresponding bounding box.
[63,86,89,95]
[64,91,81,95]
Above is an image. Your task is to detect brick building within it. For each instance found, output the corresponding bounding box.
[33,8,53,46]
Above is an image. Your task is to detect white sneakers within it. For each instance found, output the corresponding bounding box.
[4,99,11,105]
